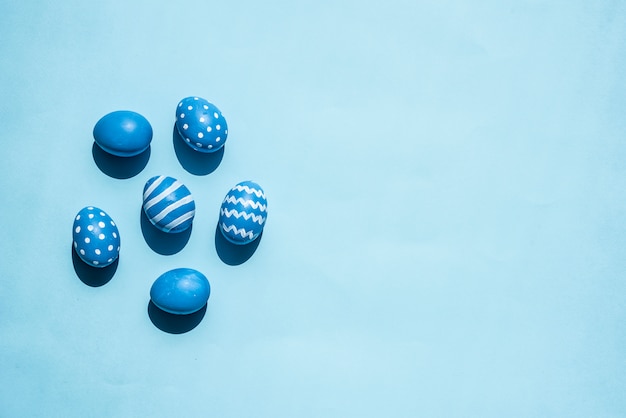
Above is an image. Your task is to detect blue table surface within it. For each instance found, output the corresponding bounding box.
[1,1,625,417]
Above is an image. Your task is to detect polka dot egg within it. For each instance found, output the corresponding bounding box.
[72,206,121,268]
[143,175,195,233]
[175,96,228,153]
[219,181,267,245]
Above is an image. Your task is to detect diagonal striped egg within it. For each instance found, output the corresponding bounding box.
[142,175,196,233]
[219,181,267,245]
[72,206,120,268]
[175,96,228,153]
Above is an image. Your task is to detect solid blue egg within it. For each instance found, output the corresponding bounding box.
[150,268,210,315]
[142,175,195,233]
[219,181,267,245]
[93,110,153,157]
[175,97,228,153]
[72,206,121,268]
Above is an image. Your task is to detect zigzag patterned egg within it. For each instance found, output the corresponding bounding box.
[219,181,267,245]
[72,206,120,268]
[175,96,228,153]
[142,175,196,233]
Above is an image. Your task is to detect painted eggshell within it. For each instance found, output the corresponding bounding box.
[150,268,210,315]
[175,96,228,153]
[219,181,267,245]
[142,175,195,233]
[93,110,153,157]
[72,206,121,268]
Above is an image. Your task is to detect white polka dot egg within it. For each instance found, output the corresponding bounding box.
[175,96,228,153]
[73,206,120,268]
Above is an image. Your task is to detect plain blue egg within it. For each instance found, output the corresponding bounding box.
[150,268,210,315]
[219,181,267,245]
[93,110,153,157]
[72,206,121,268]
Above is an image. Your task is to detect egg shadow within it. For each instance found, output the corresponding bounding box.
[214,224,262,266]
[92,142,151,179]
[71,245,119,287]
[140,207,192,255]
[173,124,224,176]
[147,300,207,334]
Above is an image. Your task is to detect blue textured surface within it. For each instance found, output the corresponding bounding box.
[93,110,153,157]
[219,181,267,245]
[150,268,211,315]
[142,175,196,233]
[1,1,626,417]
[72,206,120,268]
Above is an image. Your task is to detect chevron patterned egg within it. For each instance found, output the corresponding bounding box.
[175,96,228,153]
[72,206,120,268]
[150,268,210,315]
[219,181,267,245]
[142,175,195,233]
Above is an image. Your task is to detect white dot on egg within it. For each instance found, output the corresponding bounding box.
[112,232,117,239]
[196,142,203,147]
[206,126,212,132]
[194,97,199,100]
[108,258,113,263]
[75,215,81,221]
[75,226,81,233]
[95,249,101,255]
[88,214,94,219]
[85,237,90,244]
[208,145,213,149]
[198,132,204,139]
[87,225,94,231]
[98,221,105,228]
[216,137,221,142]
[216,125,221,130]
[99,212,105,216]
[80,249,85,256]
[178,102,183,107]
[213,112,219,118]
[203,105,209,110]
[199,117,205,123]
[117,246,120,252]
[108,245,114,251]
[87,206,94,210]
[180,113,185,118]
[225,130,228,134]
[74,241,78,248]
[93,261,99,266]
[183,123,188,130]
[188,105,193,110]
[99,234,105,240]
[110,221,115,226]
[185,137,191,143]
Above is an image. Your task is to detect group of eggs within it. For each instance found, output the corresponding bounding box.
[72,96,267,317]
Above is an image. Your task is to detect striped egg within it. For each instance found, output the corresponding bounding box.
[219,181,267,245]
[142,175,195,233]
[72,206,120,268]
[175,96,228,153]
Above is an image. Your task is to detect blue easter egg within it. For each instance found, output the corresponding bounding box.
[219,181,267,245]
[93,110,153,157]
[175,97,228,153]
[150,268,211,315]
[142,175,195,233]
[72,206,121,268]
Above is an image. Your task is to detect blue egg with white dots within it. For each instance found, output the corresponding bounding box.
[219,181,267,245]
[175,97,228,153]
[93,110,153,157]
[142,175,196,233]
[150,268,210,315]
[72,206,121,268]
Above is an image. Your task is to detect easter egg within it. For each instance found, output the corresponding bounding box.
[93,110,153,157]
[219,181,267,245]
[175,97,228,153]
[72,206,121,268]
[142,175,195,233]
[150,268,211,315]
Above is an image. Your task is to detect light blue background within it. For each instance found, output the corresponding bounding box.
[1,1,625,416]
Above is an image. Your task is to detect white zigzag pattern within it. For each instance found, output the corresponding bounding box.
[232,184,265,199]
[223,195,267,211]
[221,223,255,240]
[220,208,266,224]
